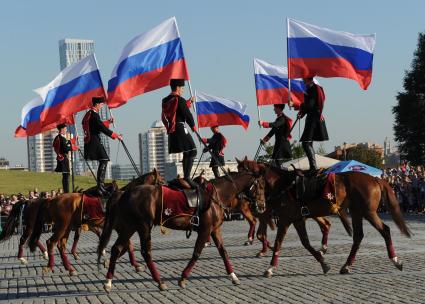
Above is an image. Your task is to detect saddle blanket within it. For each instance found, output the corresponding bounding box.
[82,194,104,219]
[161,186,195,220]
[322,173,336,202]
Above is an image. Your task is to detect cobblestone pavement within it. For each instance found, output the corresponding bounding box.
[1,214,424,303]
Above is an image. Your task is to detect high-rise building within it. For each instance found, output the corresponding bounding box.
[58,38,111,178]
[139,120,183,177]
[27,129,58,172]
[111,164,140,181]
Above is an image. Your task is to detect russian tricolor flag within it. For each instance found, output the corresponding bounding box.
[195,92,250,130]
[288,18,376,90]
[15,54,104,137]
[254,58,304,108]
[107,17,190,108]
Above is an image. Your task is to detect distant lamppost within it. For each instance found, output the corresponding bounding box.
[343,142,347,161]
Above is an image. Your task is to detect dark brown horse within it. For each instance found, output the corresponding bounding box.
[0,199,48,264]
[97,171,265,292]
[238,159,411,277]
[27,170,164,276]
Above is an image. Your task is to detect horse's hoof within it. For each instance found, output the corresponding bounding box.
[103,259,110,269]
[244,240,253,246]
[19,257,28,265]
[69,269,78,276]
[204,242,211,248]
[391,257,403,271]
[158,282,168,291]
[320,245,328,255]
[72,253,80,260]
[321,262,331,274]
[42,251,49,260]
[339,265,351,274]
[256,251,266,258]
[178,278,187,288]
[230,272,240,285]
[101,249,107,256]
[263,267,274,278]
[135,265,145,273]
[104,280,112,293]
[42,266,53,275]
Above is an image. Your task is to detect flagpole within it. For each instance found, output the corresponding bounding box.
[286,18,292,108]
[188,81,201,138]
[253,60,262,128]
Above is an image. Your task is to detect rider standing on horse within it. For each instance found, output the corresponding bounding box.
[202,125,227,178]
[53,123,77,193]
[82,96,122,195]
[161,79,198,188]
[297,78,328,175]
[259,104,293,168]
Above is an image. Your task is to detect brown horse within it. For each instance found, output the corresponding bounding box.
[194,170,270,246]
[27,170,164,276]
[238,159,411,277]
[97,171,265,292]
[0,199,48,264]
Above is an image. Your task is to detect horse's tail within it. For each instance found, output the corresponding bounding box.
[377,179,412,238]
[0,200,26,242]
[97,193,117,264]
[28,199,48,252]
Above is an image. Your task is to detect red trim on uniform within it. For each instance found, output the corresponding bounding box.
[111,132,118,139]
[82,111,92,144]
[161,95,179,134]
[53,136,64,161]
[103,120,111,128]
[261,121,270,128]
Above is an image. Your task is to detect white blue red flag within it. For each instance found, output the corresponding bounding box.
[287,18,376,90]
[254,58,304,108]
[15,54,104,137]
[195,92,250,130]
[107,17,190,108]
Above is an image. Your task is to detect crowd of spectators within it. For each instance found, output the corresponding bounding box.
[384,163,425,214]
[0,188,64,216]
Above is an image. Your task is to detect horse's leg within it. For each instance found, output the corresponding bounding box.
[211,227,240,285]
[256,211,271,257]
[37,240,48,260]
[365,212,403,270]
[178,223,211,288]
[340,214,364,274]
[139,226,167,291]
[293,220,330,274]
[264,221,290,278]
[17,226,34,264]
[92,226,106,257]
[43,226,66,275]
[57,228,77,276]
[71,228,80,260]
[127,240,145,272]
[240,202,256,246]
[314,217,331,254]
[104,230,133,293]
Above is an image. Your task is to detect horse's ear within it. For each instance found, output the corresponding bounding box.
[235,157,241,164]
[153,168,158,175]
[244,155,248,161]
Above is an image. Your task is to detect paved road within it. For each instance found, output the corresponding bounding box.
[1,214,424,303]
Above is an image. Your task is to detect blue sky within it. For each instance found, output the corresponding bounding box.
[0,1,423,166]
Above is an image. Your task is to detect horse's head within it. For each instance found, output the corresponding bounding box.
[193,169,207,185]
[122,168,165,191]
[236,156,267,176]
[243,174,266,214]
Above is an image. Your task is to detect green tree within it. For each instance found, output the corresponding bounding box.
[346,147,383,169]
[393,32,425,165]
[291,141,305,159]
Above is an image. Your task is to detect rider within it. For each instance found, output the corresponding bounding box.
[297,78,328,175]
[53,123,77,193]
[259,104,292,168]
[82,96,122,195]
[161,79,198,188]
[202,125,227,178]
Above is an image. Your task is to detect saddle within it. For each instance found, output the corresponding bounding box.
[82,194,104,220]
[295,170,328,202]
[166,178,206,211]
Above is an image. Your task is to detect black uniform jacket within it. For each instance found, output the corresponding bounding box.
[82,109,114,161]
[266,114,292,161]
[53,134,72,173]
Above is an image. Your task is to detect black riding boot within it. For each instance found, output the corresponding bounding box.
[62,173,70,193]
[212,166,220,178]
[183,154,198,189]
[97,160,108,195]
[302,141,317,175]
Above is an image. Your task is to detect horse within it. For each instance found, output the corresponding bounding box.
[27,169,164,276]
[236,158,339,257]
[193,170,271,246]
[0,199,48,264]
[238,158,411,277]
[97,170,265,292]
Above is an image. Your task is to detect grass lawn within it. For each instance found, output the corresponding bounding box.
[0,170,127,196]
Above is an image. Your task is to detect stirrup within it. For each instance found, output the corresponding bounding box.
[301,206,310,217]
[190,215,200,226]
